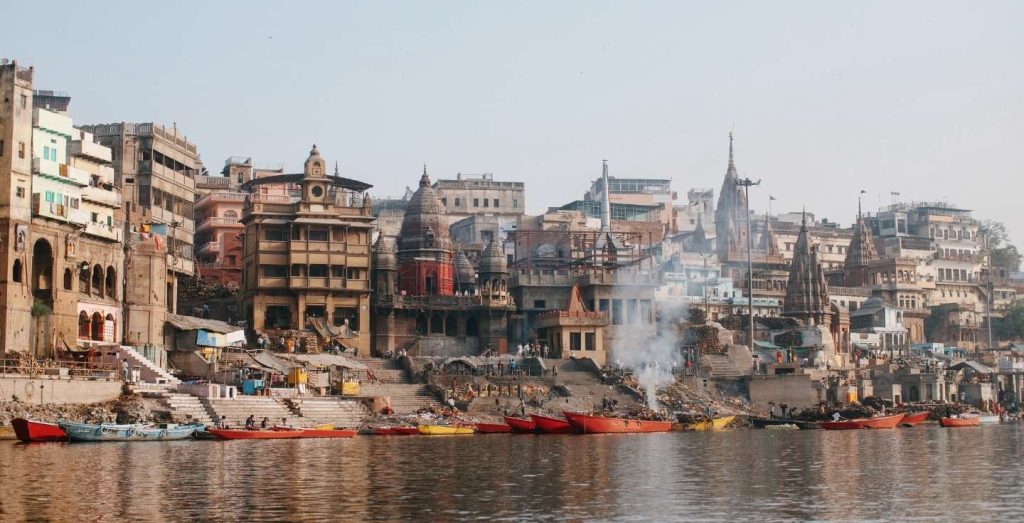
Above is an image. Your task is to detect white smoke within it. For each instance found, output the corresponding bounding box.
[612,300,687,410]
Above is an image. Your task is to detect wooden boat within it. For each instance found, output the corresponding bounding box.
[820,418,864,430]
[679,415,736,431]
[475,422,512,434]
[371,426,421,436]
[11,418,67,443]
[900,411,931,426]
[529,414,574,434]
[0,425,15,440]
[298,428,357,439]
[503,416,536,433]
[750,417,817,429]
[859,413,906,429]
[59,421,197,442]
[192,428,218,440]
[765,424,799,430]
[208,428,305,440]
[978,415,1001,424]
[417,424,475,436]
[563,411,673,434]
[940,415,980,427]
[313,423,335,430]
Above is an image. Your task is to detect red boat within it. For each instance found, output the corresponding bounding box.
[208,428,305,440]
[900,411,931,426]
[475,423,512,434]
[940,415,980,427]
[529,414,574,434]
[371,426,421,436]
[821,413,906,430]
[11,418,67,443]
[563,411,673,434]
[298,428,357,439]
[503,416,536,433]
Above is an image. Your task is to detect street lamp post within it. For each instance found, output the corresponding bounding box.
[737,178,761,352]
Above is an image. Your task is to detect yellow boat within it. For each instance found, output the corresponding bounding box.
[0,426,15,440]
[679,415,736,431]
[417,424,476,436]
[313,423,335,431]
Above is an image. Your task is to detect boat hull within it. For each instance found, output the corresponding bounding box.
[299,428,357,439]
[418,425,475,436]
[679,415,735,431]
[59,421,196,442]
[530,414,574,434]
[820,419,863,430]
[940,416,980,427]
[208,428,305,440]
[475,423,512,434]
[563,412,672,434]
[860,413,906,429]
[503,416,536,433]
[12,418,67,443]
[900,411,931,426]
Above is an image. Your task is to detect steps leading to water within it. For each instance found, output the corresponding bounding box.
[118,346,181,385]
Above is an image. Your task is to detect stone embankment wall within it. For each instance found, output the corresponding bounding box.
[0,376,122,405]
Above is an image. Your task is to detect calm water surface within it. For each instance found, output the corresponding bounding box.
[1,425,1023,521]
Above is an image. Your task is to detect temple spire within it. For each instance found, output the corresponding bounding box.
[728,131,735,172]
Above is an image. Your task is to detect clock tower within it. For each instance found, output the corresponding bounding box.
[301,144,327,204]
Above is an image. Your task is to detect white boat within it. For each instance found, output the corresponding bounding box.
[977,415,1001,424]
[765,424,799,430]
[58,420,198,442]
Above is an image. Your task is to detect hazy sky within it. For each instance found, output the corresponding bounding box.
[6,1,1023,244]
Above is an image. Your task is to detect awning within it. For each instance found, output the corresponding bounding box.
[278,353,368,370]
[166,314,242,335]
[754,340,781,350]
[949,361,996,374]
[260,219,290,225]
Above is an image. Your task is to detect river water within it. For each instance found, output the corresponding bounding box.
[1,424,1022,522]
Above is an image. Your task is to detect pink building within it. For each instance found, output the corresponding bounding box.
[194,191,245,283]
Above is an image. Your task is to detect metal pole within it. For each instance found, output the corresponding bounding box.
[738,178,761,352]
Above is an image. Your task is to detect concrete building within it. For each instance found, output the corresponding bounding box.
[585,169,675,234]
[0,60,36,355]
[433,172,525,227]
[81,121,200,349]
[673,188,715,235]
[240,145,375,354]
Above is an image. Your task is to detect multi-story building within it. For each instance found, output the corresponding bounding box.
[192,156,256,284]
[0,59,36,354]
[434,172,525,227]
[241,145,375,354]
[673,188,715,235]
[81,121,200,349]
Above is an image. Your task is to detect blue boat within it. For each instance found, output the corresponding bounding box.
[57,421,198,442]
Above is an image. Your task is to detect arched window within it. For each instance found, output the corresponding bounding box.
[223,210,239,219]
[91,312,104,341]
[80,265,90,293]
[92,265,103,295]
[12,259,22,283]
[78,311,91,339]
[106,266,116,298]
[64,268,73,290]
[445,315,457,337]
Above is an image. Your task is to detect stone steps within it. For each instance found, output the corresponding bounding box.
[204,397,295,428]
[285,398,370,428]
[143,391,215,425]
[705,355,744,378]
[359,383,442,414]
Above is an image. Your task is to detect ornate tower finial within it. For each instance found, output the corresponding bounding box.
[728,131,734,168]
[334,161,339,176]
[419,165,430,187]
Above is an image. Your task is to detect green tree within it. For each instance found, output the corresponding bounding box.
[981,220,1022,272]
[996,302,1024,340]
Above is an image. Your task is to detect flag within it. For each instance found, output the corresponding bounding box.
[769,195,776,201]
[860,190,867,194]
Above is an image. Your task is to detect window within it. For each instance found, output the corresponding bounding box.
[18,142,25,159]
[441,198,447,206]
[42,146,49,161]
[265,305,291,329]
[533,300,546,310]
[45,191,54,202]
[493,199,499,208]
[264,228,288,241]
[308,229,329,242]
[454,197,460,207]
[584,332,596,351]
[262,265,288,277]
[20,94,27,109]
[91,212,98,223]
[16,187,24,198]
[346,267,362,280]
[309,264,328,277]
[570,332,582,351]
[473,198,479,207]
[12,260,22,282]
[483,199,489,208]
[612,299,623,325]
[0,139,4,157]
[512,199,518,209]
[291,264,303,277]
[331,265,345,278]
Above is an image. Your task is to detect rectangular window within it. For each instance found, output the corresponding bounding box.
[18,142,25,159]
[262,265,288,277]
[441,197,447,207]
[599,299,609,313]
[584,332,596,351]
[308,229,329,242]
[309,264,328,277]
[42,146,49,161]
[264,228,288,241]
[493,199,499,208]
[265,305,291,329]
[454,197,460,207]
[626,300,638,324]
[346,267,362,280]
[331,265,345,278]
[91,212,99,222]
[640,300,653,324]
[533,300,546,310]
[16,187,24,198]
[473,198,479,207]
[612,299,623,325]
[483,199,489,208]
[512,199,518,209]
[0,139,4,157]
[106,216,112,226]
[45,191,54,202]
[291,264,303,277]
[570,332,582,351]
[20,94,27,109]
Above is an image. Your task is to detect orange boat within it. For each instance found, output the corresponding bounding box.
[208,428,305,440]
[299,428,357,439]
[940,415,980,427]
[563,411,673,434]
[859,413,906,429]
[475,423,512,434]
[529,414,574,434]
[900,411,931,426]
[503,416,536,433]
[820,419,864,430]
[11,419,67,443]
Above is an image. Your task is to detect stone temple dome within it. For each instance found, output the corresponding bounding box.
[372,236,397,270]
[478,238,508,274]
[397,169,452,254]
[455,250,475,284]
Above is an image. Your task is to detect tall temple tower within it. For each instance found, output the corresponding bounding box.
[396,169,454,296]
[714,133,748,258]
[842,202,880,287]
[783,213,832,326]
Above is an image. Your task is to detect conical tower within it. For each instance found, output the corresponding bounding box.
[714,133,748,257]
[783,212,832,326]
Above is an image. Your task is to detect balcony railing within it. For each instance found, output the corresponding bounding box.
[197,216,242,231]
[69,139,112,163]
[82,185,121,207]
[198,241,221,254]
[84,221,123,242]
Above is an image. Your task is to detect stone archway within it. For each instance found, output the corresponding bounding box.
[31,239,54,304]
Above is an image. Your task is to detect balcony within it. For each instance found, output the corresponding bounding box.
[33,108,73,136]
[33,158,90,186]
[69,139,112,163]
[196,216,242,232]
[196,191,247,209]
[32,193,88,225]
[82,185,121,208]
[167,255,195,277]
[258,276,288,289]
[84,221,123,242]
[199,241,222,255]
